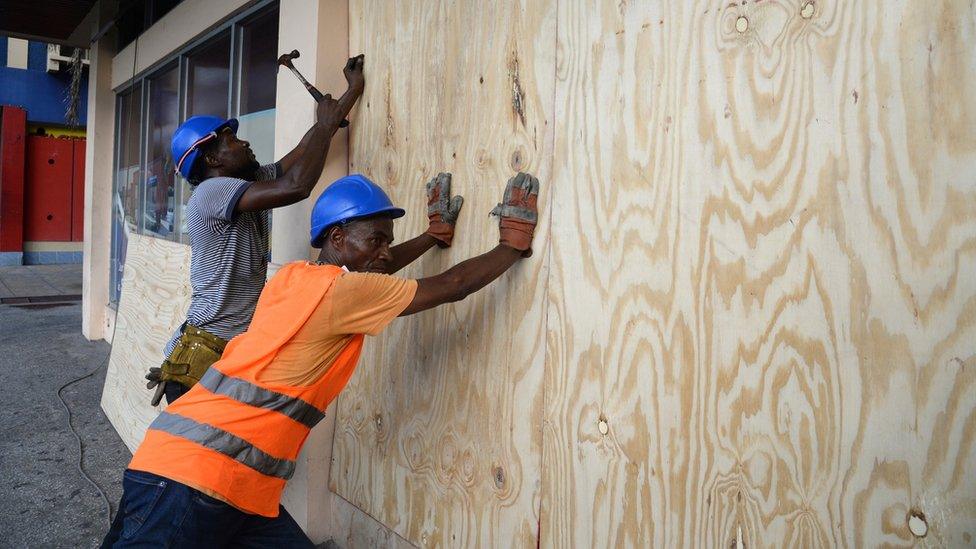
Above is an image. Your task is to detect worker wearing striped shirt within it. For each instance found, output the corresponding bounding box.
[145,56,366,405]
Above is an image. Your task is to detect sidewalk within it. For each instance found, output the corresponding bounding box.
[0,264,83,303]
[0,266,128,547]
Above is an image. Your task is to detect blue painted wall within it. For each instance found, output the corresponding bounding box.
[0,37,89,126]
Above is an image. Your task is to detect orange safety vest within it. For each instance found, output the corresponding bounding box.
[129,262,364,517]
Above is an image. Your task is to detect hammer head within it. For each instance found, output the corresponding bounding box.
[277,49,300,68]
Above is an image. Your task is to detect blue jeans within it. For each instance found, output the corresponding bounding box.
[101,469,314,548]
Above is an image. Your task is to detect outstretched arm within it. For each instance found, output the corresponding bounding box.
[400,245,522,315]
[387,233,439,274]
[236,55,365,213]
[385,172,465,274]
[400,172,539,316]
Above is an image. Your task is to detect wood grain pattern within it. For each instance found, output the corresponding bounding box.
[542,0,976,547]
[100,233,191,451]
[330,1,556,546]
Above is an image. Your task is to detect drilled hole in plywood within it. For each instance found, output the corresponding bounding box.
[908,510,928,538]
[801,2,815,19]
[735,16,749,33]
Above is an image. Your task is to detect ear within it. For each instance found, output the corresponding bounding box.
[203,151,221,169]
[327,226,345,250]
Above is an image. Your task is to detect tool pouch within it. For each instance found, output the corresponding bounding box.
[158,325,228,389]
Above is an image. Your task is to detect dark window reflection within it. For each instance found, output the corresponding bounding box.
[187,32,230,118]
[111,86,143,303]
[144,64,179,239]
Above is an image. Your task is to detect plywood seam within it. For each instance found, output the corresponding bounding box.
[332,485,417,547]
[536,0,562,545]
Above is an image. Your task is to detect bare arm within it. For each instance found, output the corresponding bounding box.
[386,233,439,274]
[236,55,365,213]
[400,245,522,316]
[399,172,540,316]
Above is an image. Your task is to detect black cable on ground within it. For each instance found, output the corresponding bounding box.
[56,286,122,529]
[56,343,114,529]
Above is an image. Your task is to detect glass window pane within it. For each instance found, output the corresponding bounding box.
[186,32,230,118]
[181,32,231,241]
[111,85,143,303]
[144,64,179,240]
[237,7,279,165]
[240,8,278,115]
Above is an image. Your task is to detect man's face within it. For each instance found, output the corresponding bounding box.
[209,128,260,178]
[334,217,395,273]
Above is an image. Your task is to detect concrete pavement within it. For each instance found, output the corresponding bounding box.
[0,263,83,301]
[0,280,127,547]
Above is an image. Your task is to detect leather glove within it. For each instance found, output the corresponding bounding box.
[490,172,539,257]
[427,173,464,248]
[425,172,464,247]
[145,367,163,390]
[146,367,167,406]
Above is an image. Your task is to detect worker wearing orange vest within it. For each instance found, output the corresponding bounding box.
[101,172,540,547]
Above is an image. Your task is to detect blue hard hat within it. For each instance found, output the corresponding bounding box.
[310,174,405,247]
[171,115,239,180]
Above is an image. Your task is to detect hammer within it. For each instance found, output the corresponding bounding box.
[278,49,349,128]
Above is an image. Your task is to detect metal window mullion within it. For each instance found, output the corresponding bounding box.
[179,54,189,122]
[228,23,240,119]
[138,79,149,236]
[110,93,125,303]
[176,54,188,243]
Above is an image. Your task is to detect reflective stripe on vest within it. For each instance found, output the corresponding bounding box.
[197,368,325,428]
[151,412,296,479]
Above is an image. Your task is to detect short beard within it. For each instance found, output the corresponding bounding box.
[237,158,262,181]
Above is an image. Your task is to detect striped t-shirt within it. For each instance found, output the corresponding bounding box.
[164,163,279,356]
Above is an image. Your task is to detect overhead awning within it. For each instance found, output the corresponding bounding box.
[0,0,99,48]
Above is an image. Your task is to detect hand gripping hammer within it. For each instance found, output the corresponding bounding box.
[277,49,349,128]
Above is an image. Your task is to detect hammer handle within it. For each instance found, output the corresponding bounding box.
[286,64,349,127]
[305,83,350,128]
[305,84,324,102]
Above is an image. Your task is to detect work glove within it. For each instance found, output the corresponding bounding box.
[490,172,539,257]
[425,172,464,247]
[145,367,167,406]
[145,367,163,390]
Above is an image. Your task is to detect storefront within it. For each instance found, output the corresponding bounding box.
[77,0,352,348]
[108,2,279,302]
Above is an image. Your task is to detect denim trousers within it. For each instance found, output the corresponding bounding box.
[100,469,314,548]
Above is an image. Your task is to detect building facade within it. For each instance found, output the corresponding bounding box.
[0,38,89,265]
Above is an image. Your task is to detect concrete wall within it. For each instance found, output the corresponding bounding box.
[81,1,119,340]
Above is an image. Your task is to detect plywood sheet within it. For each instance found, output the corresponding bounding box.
[100,233,191,451]
[542,0,976,547]
[330,1,556,546]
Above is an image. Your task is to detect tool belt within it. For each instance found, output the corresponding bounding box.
[158,324,228,389]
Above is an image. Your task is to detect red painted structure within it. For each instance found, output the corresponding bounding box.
[25,135,74,241]
[72,139,86,241]
[0,106,26,252]
[0,105,86,262]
